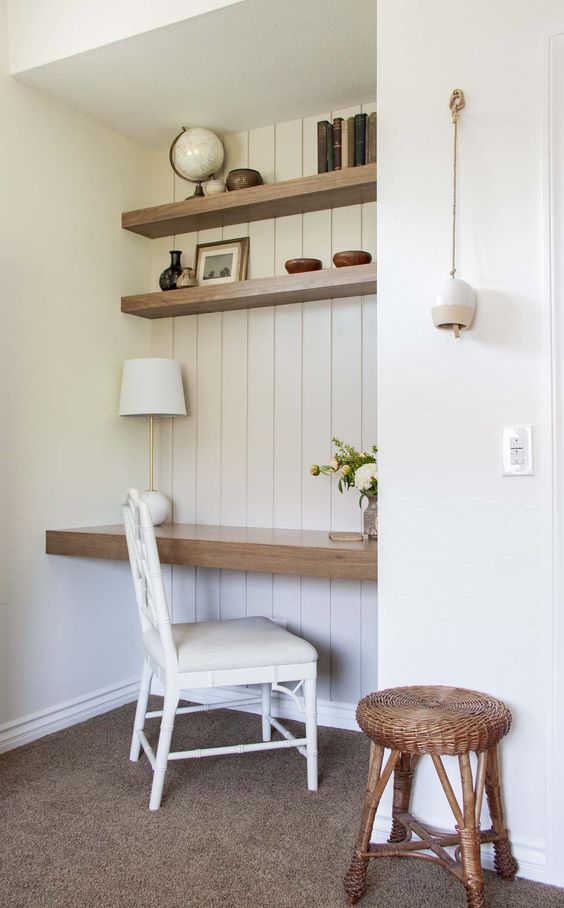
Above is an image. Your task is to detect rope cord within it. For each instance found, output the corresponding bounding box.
[449,89,465,279]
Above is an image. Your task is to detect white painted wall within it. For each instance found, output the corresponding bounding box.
[7,0,243,73]
[0,0,154,744]
[147,107,378,720]
[377,0,564,884]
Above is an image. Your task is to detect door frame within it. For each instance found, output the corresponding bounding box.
[546,25,564,888]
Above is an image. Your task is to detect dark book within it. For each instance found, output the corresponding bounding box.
[317,120,330,173]
[332,117,343,170]
[341,117,349,167]
[326,122,334,171]
[354,112,368,166]
[347,116,355,167]
[368,112,377,164]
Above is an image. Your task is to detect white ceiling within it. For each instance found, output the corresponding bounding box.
[13,0,376,149]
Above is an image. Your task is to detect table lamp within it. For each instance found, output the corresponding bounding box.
[119,358,186,525]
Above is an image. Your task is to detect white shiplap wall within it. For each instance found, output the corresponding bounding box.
[149,104,377,723]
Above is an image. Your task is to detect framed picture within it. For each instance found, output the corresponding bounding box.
[194,237,249,285]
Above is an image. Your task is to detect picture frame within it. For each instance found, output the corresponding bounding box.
[194,237,249,285]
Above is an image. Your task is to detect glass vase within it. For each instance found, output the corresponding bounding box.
[363,496,378,538]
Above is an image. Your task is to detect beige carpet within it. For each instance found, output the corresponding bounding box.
[1,700,563,908]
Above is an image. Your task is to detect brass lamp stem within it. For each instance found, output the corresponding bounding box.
[149,415,155,491]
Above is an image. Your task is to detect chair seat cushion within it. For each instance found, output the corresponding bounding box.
[144,616,318,673]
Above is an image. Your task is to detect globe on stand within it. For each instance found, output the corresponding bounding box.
[169,127,225,199]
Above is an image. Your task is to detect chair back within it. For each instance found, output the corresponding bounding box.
[123,488,177,673]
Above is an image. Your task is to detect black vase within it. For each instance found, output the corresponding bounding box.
[159,250,183,290]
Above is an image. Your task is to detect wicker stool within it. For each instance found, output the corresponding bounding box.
[344,686,518,908]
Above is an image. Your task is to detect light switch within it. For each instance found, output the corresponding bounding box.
[502,426,533,475]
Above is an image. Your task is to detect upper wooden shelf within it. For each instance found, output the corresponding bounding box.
[122,263,376,319]
[46,523,377,581]
[122,164,376,239]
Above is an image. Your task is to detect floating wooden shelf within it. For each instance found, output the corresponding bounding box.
[122,164,376,239]
[46,524,377,581]
[121,263,376,319]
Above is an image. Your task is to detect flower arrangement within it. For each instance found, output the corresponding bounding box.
[310,437,378,503]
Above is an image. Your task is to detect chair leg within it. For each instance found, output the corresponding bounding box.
[129,660,152,762]
[304,678,318,791]
[149,687,179,811]
[388,752,417,843]
[458,754,486,908]
[261,683,272,742]
[344,746,400,905]
[485,746,518,880]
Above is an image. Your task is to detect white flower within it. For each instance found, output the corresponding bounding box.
[330,458,339,471]
[354,462,378,492]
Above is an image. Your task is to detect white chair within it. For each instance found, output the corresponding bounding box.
[123,488,318,810]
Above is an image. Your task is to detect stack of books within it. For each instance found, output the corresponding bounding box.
[317,112,376,173]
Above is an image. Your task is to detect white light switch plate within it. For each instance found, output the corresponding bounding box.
[502,426,533,476]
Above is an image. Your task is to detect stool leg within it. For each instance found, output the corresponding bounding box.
[485,746,518,880]
[388,752,418,843]
[344,745,400,905]
[458,753,486,908]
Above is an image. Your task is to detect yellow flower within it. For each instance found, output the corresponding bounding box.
[310,464,320,476]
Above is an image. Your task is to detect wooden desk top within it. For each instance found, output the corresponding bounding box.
[46,523,377,581]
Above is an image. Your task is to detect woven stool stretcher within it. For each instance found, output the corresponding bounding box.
[344,686,517,908]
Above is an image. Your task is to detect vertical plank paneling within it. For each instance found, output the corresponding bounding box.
[249,125,275,185]
[328,105,365,703]
[148,320,174,503]
[219,133,249,618]
[195,242,222,620]
[273,120,303,629]
[147,106,377,706]
[170,316,198,622]
[331,580,362,703]
[330,107,363,533]
[301,298,332,531]
[274,120,303,274]
[248,125,275,281]
[301,576,331,701]
[222,131,248,182]
[301,112,333,533]
[246,302,274,617]
[273,303,302,529]
[245,125,277,618]
[361,581,378,695]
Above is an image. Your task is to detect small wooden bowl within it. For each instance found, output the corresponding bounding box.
[285,258,323,274]
[333,250,372,268]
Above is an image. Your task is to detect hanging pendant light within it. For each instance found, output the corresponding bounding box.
[432,89,476,339]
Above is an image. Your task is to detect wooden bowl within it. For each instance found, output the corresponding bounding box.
[332,250,372,267]
[285,258,323,274]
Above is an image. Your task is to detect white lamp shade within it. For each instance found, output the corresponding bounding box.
[119,358,186,417]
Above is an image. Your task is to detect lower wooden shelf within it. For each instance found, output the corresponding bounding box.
[122,263,376,319]
[46,523,377,581]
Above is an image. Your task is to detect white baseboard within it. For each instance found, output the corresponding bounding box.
[0,678,139,753]
[153,680,361,731]
[370,815,546,884]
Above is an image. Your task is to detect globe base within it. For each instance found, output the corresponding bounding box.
[185,181,205,199]
[141,490,171,526]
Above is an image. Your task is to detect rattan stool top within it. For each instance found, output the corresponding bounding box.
[356,685,512,756]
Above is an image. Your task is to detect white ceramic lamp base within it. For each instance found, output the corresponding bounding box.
[141,490,170,526]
